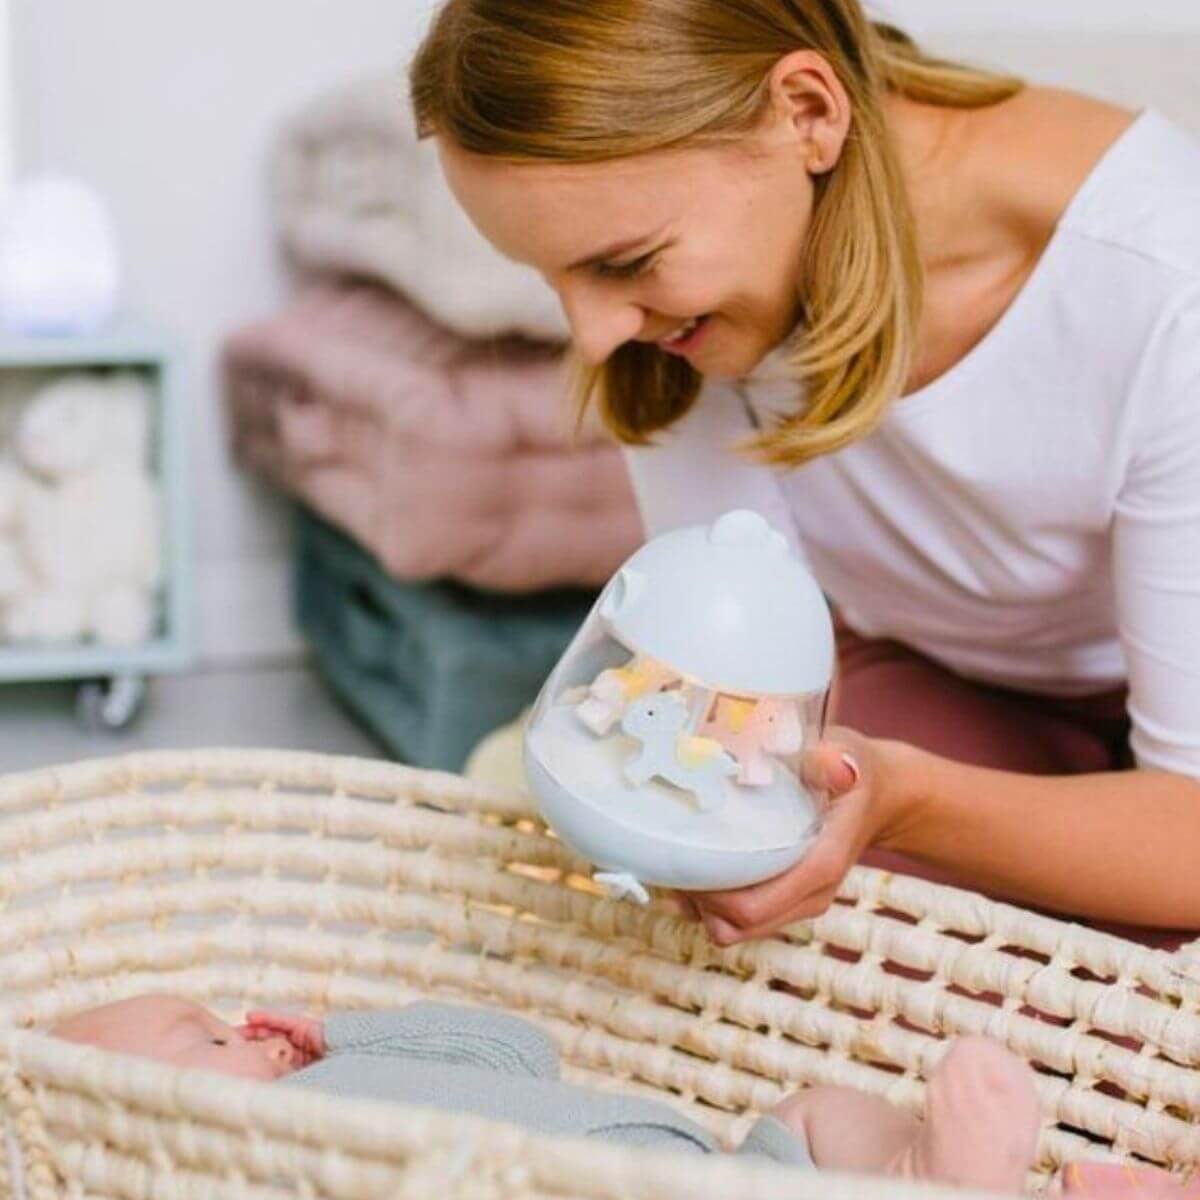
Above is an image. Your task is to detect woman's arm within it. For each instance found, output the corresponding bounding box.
[691,736,1200,943]
[883,747,1200,928]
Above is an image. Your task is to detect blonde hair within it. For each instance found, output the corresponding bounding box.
[411,3,1022,467]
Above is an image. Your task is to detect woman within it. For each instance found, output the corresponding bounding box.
[409,1,1200,946]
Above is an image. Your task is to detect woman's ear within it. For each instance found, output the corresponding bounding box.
[765,49,853,176]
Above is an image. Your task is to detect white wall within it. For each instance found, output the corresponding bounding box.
[8,0,437,663]
[871,1,1200,33]
[6,1,1200,665]
[0,2,11,202]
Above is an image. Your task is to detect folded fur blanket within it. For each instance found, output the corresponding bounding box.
[224,283,639,592]
[271,72,568,343]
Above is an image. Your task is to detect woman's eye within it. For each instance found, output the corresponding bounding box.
[210,1037,227,1046]
[595,253,656,280]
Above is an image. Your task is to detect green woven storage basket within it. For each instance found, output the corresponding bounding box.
[293,508,593,770]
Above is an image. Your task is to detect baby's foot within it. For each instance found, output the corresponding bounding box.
[889,1038,1041,1194]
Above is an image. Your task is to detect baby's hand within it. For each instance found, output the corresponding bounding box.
[239,1011,326,1067]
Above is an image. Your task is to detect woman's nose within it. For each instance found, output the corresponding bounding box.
[559,284,645,366]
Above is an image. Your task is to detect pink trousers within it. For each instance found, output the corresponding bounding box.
[833,621,1187,950]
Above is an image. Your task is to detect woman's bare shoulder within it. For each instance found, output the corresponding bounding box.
[1007,85,1135,135]
[975,86,1138,232]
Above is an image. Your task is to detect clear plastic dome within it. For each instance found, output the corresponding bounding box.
[524,510,835,903]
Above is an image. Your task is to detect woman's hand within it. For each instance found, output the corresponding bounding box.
[239,1010,327,1067]
[678,728,911,945]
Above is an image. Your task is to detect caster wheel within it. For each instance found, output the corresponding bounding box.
[76,675,148,732]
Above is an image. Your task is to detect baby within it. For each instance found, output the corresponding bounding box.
[52,995,1040,1194]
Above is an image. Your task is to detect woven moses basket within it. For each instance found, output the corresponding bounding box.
[3,750,1200,1200]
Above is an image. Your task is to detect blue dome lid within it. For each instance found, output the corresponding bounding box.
[600,510,834,697]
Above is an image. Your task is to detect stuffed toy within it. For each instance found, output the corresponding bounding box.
[0,370,161,647]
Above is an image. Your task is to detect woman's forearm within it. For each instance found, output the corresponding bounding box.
[880,746,1200,928]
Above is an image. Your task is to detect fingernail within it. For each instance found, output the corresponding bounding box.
[840,752,861,785]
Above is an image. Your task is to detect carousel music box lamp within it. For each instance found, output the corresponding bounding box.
[524,509,835,904]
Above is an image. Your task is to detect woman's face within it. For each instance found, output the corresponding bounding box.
[439,124,817,379]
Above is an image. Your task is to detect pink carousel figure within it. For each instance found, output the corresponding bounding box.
[701,696,805,788]
[575,654,679,736]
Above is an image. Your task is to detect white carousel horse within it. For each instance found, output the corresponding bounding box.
[620,691,737,812]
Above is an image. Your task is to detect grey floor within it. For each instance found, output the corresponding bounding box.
[0,662,386,775]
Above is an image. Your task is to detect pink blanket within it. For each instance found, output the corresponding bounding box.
[224,283,640,592]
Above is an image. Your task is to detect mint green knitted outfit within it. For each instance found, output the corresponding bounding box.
[286,1002,812,1166]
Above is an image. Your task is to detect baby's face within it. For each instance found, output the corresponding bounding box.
[52,995,297,1081]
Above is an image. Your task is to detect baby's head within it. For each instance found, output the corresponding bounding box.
[51,995,296,1081]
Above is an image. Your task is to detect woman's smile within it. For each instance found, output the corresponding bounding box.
[656,313,714,356]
